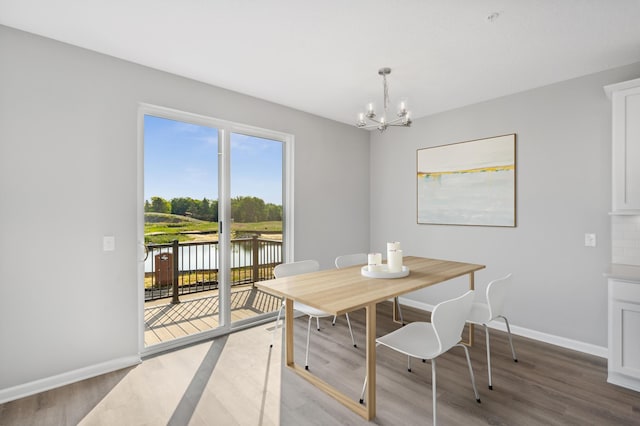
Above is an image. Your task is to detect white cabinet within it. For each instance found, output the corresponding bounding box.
[608,278,640,391]
[605,78,640,213]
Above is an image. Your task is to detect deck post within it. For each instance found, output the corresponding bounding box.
[171,239,180,304]
[252,235,259,287]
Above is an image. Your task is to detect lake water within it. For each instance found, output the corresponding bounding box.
[145,241,282,272]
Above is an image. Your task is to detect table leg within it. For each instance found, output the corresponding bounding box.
[365,303,376,419]
[467,272,475,346]
[282,298,374,420]
[285,298,294,366]
[392,297,402,324]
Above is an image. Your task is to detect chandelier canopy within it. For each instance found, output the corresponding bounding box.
[356,67,411,132]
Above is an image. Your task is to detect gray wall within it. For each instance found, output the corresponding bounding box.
[370,62,640,350]
[0,25,369,397]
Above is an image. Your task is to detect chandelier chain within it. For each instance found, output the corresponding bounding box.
[383,73,389,111]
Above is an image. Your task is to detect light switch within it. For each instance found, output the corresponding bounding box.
[584,233,596,247]
[103,236,116,251]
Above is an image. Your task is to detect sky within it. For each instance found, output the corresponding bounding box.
[144,115,283,205]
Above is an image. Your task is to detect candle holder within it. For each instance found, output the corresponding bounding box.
[361,264,410,279]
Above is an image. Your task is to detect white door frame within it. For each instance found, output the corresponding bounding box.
[137,103,294,356]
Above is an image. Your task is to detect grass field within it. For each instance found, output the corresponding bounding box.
[144,213,282,244]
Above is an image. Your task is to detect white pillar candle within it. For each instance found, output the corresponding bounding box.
[387,249,403,273]
[387,241,401,251]
[386,242,402,272]
[368,253,382,271]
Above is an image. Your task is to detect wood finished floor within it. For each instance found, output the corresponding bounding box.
[1,303,639,425]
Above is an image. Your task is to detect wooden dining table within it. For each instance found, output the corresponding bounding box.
[256,256,485,420]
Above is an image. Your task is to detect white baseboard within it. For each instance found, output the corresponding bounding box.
[608,373,640,392]
[0,355,141,404]
[397,297,608,359]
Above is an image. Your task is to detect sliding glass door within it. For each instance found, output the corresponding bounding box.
[139,105,292,353]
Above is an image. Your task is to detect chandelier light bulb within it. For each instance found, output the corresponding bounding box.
[366,102,375,117]
[398,101,407,116]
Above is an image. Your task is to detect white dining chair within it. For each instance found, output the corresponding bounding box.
[360,290,480,426]
[334,253,368,269]
[334,253,405,325]
[332,253,367,339]
[467,273,518,390]
[269,259,356,370]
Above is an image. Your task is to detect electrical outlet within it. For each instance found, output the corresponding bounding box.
[584,233,596,247]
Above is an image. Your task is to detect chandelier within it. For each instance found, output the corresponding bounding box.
[356,67,411,131]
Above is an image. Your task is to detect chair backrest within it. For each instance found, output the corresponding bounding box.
[273,260,320,278]
[486,273,513,320]
[431,290,475,354]
[335,253,368,269]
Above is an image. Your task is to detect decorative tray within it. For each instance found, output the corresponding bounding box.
[361,265,410,279]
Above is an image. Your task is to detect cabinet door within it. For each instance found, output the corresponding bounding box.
[612,85,640,211]
[609,280,640,379]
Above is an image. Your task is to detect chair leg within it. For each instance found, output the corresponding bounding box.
[499,315,518,362]
[407,355,412,372]
[458,343,481,403]
[359,342,380,404]
[305,316,312,370]
[269,301,284,348]
[359,375,367,404]
[316,316,320,331]
[484,324,493,390]
[432,358,437,426]
[345,313,357,347]
[332,314,337,326]
[395,296,405,325]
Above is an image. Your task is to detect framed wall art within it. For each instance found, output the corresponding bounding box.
[417,133,516,227]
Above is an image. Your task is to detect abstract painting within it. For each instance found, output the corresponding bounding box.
[417,134,516,227]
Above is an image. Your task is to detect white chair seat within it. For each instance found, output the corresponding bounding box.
[294,301,333,319]
[376,322,440,360]
[467,302,491,324]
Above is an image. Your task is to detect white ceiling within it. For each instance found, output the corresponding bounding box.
[2,1,640,126]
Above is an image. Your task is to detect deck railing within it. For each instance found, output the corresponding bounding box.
[144,236,282,302]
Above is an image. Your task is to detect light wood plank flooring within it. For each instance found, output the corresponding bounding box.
[1,303,639,425]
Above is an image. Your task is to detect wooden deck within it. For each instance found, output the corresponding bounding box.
[144,284,281,346]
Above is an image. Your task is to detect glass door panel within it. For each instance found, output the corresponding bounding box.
[228,132,283,326]
[143,114,221,348]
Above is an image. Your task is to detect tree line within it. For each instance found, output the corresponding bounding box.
[145,196,282,223]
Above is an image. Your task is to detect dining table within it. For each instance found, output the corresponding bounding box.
[256,255,485,420]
